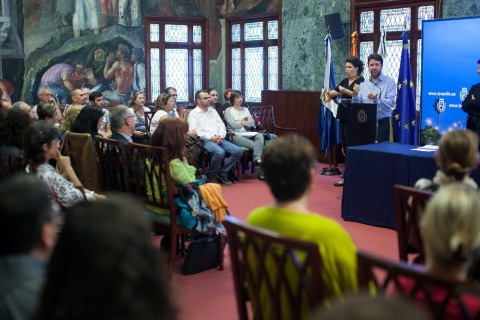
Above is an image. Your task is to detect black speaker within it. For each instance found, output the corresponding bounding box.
[325,13,344,40]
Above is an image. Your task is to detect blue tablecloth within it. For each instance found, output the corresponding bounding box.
[341,142,480,229]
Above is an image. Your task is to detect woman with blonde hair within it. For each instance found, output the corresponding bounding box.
[423,183,480,282]
[415,129,478,191]
[127,91,149,142]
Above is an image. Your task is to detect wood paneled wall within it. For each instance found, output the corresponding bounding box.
[261,90,343,164]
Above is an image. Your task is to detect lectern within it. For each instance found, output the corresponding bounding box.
[337,100,377,147]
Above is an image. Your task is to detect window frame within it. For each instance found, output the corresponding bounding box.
[351,0,442,94]
[144,16,209,103]
[225,13,281,104]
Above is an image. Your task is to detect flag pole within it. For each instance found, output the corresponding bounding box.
[319,28,341,176]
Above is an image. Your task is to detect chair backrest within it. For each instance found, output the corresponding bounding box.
[394,184,433,264]
[0,152,25,180]
[357,250,480,320]
[249,105,295,134]
[223,217,324,320]
[129,143,176,216]
[63,131,103,192]
[144,110,154,134]
[93,137,133,193]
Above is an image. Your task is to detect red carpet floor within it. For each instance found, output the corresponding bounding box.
[167,163,397,320]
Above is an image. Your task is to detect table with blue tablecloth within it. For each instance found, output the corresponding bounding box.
[341,142,480,229]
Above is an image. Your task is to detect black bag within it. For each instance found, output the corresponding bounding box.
[182,235,221,275]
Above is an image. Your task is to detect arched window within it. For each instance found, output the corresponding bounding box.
[352,0,442,109]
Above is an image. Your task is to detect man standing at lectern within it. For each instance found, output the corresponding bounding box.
[352,53,396,142]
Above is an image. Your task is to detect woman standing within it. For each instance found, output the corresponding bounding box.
[128,91,149,142]
[224,90,265,180]
[328,57,364,187]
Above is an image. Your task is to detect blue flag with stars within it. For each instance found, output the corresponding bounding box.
[393,31,418,145]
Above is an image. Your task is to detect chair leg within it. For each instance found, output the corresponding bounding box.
[166,233,177,279]
[218,234,227,271]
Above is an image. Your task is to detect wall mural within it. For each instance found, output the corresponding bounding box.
[17,0,277,105]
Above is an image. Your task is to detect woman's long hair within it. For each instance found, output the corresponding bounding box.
[150,117,188,160]
[70,106,104,136]
[34,196,176,320]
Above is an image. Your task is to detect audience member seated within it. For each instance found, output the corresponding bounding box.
[70,106,109,138]
[11,101,32,116]
[60,89,87,133]
[30,87,57,121]
[311,294,428,320]
[110,105,135,171]
[188,90,242,184]
[247,134,357,305]
[401,183,480,318]
[128,91,149,143]
[0,175,58,320]
[34,197,176,320]
[415,129,478,191]
[23,121,104,208]
[222,88,232,115]
[224,90,266,180]
[150,93,175,134]
[0,109,32,175]
[208,87,223,118]
[37,102,62,127]
[0,98,12,111]
[149,118,228,232]
[409,130,479,251]
[89,91,112,137]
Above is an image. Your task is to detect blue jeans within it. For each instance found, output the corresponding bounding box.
[203,139,243,176]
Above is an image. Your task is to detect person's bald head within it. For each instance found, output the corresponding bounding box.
[70,89,86,105]
[11,101,31,114]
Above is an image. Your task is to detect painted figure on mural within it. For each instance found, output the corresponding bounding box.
[102,44,134,105]
[39,60,99,104]
[73,0,100,37]
[131,48,145,93]
[56,0,75,26]
[216,0,278,17]
[118,0,141,27]
[100,0,118,27]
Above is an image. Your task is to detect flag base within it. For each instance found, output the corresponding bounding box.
[320,166,341,176]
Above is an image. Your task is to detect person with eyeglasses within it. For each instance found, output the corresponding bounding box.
[23,121,106,209]
[31,87,57,121]
[110,105,136,172]
[188,90,243,184]
[164,87,181,117]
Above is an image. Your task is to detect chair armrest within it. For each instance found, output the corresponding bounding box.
[273,122,296,131]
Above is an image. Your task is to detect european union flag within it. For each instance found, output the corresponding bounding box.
[318,34,341,153]
[393,31,418,145]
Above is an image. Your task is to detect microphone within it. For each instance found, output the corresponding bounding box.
[373,82,382,103]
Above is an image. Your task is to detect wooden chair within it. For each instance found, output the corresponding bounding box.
[62,132,103,192]
[357,250,480,320]
[93,137,134,193]
[394,184,433,264]
[249,105,296,135]
[129,143,226,278]
[0,153,26,180]
[223,217,323,320]
[144,110,154,134]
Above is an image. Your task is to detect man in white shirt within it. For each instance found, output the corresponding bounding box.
[188,90,243,184]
